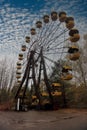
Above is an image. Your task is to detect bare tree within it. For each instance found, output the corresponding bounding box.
[72,34,87,87]
[0,57,16,103]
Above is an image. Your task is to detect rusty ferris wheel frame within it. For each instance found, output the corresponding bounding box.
[15,11,80,109]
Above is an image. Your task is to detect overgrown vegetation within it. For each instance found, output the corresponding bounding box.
[0,35,87,110]
[66,85,87,108]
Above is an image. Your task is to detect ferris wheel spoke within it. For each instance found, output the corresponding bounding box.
[39,22,61,47]
[46,46,68,51]
[36,20,57,46]
[43,55,58,64]
[42,23,62,46]
[51,37,68,49]
[44,51,68,55]
[37,21,54,47]
[44,44,68,53]
[43,29,68,49]
[45,39,68,51]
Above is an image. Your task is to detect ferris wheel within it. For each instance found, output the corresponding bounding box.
[15,11,80,110]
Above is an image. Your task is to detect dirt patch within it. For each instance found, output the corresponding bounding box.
[0,109,87,130]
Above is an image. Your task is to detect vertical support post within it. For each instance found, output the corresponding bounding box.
[17,98,20,111]
[62,84,67,108]
[41,47,54,106]
[31,51,42,108]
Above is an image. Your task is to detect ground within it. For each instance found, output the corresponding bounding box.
[0,109,87,130]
